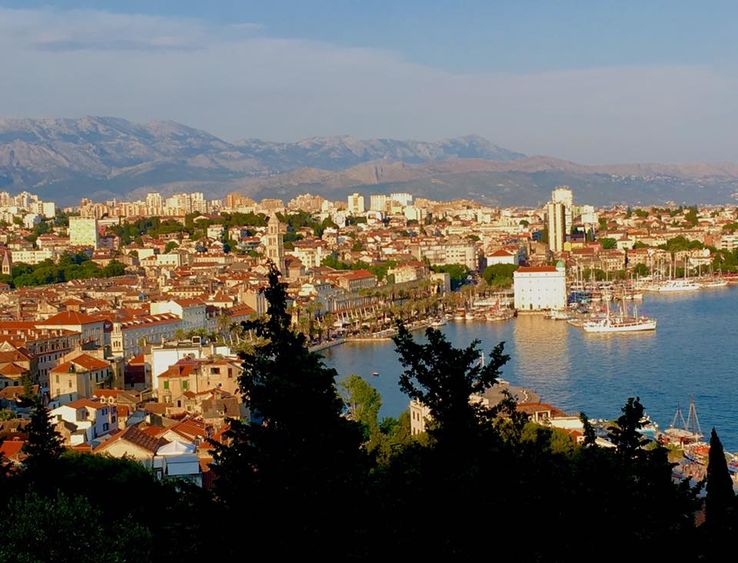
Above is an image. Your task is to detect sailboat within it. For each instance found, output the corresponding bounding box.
[581,299,656,333]
[656,256,700,292]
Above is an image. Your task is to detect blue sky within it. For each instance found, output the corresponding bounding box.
[2,1,738,162]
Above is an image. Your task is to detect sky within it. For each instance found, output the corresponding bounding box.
[2,1,738,163]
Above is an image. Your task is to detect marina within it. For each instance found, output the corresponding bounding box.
[323,285,738,451]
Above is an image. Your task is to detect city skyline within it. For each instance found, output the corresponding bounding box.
[3,2,738,163]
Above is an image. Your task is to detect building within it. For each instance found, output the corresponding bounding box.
[38,311,108,348]
[347,193,365,215]
[546,201,566,254]
[147,341,232,396]
[369,194,388,213]
[111,314,182,359]
[10,248,54,265]
[1,249,11,275]
[390,192,413,207]
[552,186,574,229]
[69,216,99,248]
[49,353,113,406]
[51,399,117,446]
[150,299,207,332]
[513,263,567,311]
[264,212,286,274]
[485,248,519,267]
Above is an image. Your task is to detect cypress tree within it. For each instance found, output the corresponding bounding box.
[22,398,64,476]
[607,396,649,459]
[705,427,735,530]
[211,264,366,557]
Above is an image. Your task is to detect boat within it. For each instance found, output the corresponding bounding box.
[371,371,379,377]
[546,309,571,321]
[700,278,729,288]
[430,318,447,328]
[581,301,656,333]
[582,316,657,333]
[655,279,700,292]
[453,308,466,321]
[485,308,514,322]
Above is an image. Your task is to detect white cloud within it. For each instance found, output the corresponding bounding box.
[1,7,737,163]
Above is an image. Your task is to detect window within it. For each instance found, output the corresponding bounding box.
[102,422,109,432]
[163,381,169,390]
[182,381,189,391]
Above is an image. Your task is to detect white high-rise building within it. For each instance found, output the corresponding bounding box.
[347,193,365,215]
[390,192,413,207]
[369,194,388,213]
[69,217,99,248]
[552,186,574,234]
[546,201,566,253]
[146,193,163,215]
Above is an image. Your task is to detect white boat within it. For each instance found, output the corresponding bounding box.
[581,302,657,333]
[700,278,728,288]
[430,318,447,328]
[546,309,571,321]
[654,279,700,292]
[582,316,657,333]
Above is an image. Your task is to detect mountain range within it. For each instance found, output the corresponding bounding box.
[1,116,737,207]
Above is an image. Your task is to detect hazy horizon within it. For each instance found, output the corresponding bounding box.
[3,1,738,164]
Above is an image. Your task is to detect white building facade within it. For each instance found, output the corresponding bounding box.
[513,264,567,311]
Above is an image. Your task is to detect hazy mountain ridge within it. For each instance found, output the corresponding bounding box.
[1,116,737,206]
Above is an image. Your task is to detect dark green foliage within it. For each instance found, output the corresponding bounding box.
[0,490,151,563]
[482,263,518,287]
[706,428,736,530]
[11,253,126,287]
[600,237,618,249]
[429,263,470,289]
[658,235,704,253]
[321,254,397,281]
[393,322,508,445]
[22,399,63,477]
[339,374,413,464]
[580,411,597,446]
[607,396,650,459]
[211,264,367,557]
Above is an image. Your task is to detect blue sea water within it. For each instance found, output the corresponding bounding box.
[322,286,738,450]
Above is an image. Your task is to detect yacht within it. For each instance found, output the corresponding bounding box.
[700,277,728,288]
[582,316,657,333]
[655,279,700,292]
[581,302,657,333]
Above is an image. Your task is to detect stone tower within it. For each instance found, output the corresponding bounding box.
[265,213,285,275]
[1,249,11,277]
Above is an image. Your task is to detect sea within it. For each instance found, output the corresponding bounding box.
[322,285,738,450]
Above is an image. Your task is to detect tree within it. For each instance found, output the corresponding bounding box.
[101,260,126,277]
[22,398,64,476]
[607,397,649,459]
[0,491,151,563]
[600,237,618,250]
[340,374,381,435]
[705,428,735,530]
[481,264,518,287]
[211,263,366,557]
[429,264,470,290]
[580,411,597,447]
[164,241,179,253]
[392,322,508,445]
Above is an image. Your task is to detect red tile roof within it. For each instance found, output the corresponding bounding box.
[516,266,558,273]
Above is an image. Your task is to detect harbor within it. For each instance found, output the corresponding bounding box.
[322,284,738,452]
